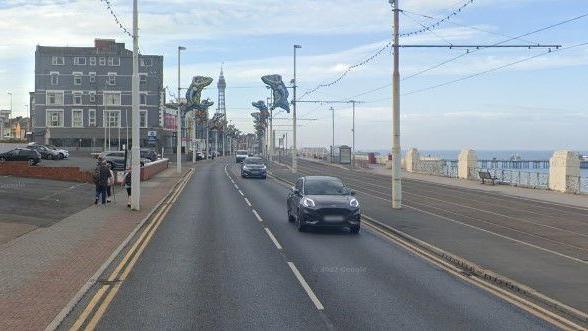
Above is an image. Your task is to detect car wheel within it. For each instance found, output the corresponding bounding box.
[59,153,65,160]
[287,208,295,223]
[350,225,360,234]
[28,159,35,166]
[0,157,6,163]
[296,212,306,232]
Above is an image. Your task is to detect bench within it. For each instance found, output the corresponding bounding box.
[479,170,498,185]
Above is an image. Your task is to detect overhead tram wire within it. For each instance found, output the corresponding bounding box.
[297,0,478,101]
[401,10,537,44]
[99,0,150,57]
[400,10,455,47]
[402,40,588,96]
[362,39,588,103]
[348,12,588,100]
[100,0,132,38]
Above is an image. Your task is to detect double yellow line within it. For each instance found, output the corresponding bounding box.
[70,169,193,331]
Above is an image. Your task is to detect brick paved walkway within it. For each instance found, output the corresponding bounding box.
[0,167,188,330]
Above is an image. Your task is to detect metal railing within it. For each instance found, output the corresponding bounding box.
[473,168,550,189]
[414,159,458,178]
[566,176,588,194]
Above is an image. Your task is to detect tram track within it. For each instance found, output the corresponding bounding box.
[279,159,588,264]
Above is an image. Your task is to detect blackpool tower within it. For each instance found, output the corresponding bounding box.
[217,66,226,155]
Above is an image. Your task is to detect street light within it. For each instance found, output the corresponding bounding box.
[292,44,301,173]
[177,46,186,174]
[7,92,12,138]
[330,106,334,162]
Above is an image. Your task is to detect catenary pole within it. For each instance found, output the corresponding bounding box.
[130,0,141,210]
[390,0,402,209]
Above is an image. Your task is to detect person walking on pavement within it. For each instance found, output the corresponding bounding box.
[94,159,112,205]
[106,163,115,203]
[123,168,132,208]
[94,156,103,204]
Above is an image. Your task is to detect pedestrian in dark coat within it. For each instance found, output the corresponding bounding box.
[94,160,111,205]
[123,169,132,208]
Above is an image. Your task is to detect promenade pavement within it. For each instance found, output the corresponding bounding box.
[364,162,588,208]
[0,166,191,330]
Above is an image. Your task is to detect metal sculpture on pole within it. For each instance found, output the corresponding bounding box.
[261,75,290,113]
[252,100,270,155]
[184,76,214,159]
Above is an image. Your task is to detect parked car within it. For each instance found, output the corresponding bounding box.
[0,148,41,166]
[100,151,148,171]
[287,176,360,233]
[235,150,248,163]
[140,149,159,162]
[197,151,205,160]
[241,157,267,179]
[26,144,60,160]
[45,145,69,159]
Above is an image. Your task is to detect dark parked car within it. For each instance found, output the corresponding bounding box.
[0,148,41,166]
[241,157,267,179]
[287,176,360,233]
[100,151,147,171]
[26,145,60,160]
[140,149,159,162]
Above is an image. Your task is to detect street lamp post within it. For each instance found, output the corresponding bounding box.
[330,106,335,162]
[130,0,141,210]
[351,100,356,169]
[292,44,301,173]
[7,92,12,138]
[177,46,186,174]
[267,95,273,164]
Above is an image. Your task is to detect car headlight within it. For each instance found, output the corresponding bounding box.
[350,198,360,208]
[243,165,250,170]
[301,197,316,208]
[261,165,267,170]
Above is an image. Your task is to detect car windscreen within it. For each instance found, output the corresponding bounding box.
[236,151,248,155]
[304,178,350,195]
[244,158,263,164]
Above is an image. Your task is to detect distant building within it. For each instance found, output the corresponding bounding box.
[32,38,165,150]
[0,109,10,138]
[0,114,28,140]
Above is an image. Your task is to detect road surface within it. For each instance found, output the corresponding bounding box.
[83,159,554,330]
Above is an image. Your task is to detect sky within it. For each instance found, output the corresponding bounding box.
[0,0,586,151]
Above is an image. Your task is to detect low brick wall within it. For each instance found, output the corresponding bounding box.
[0,162,94,183]
[140,159,169,181]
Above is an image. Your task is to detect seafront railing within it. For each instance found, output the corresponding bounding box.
[414,159,458,178]
[472,168,551,189]
[566,175,588,194]
[411,157,587,194]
